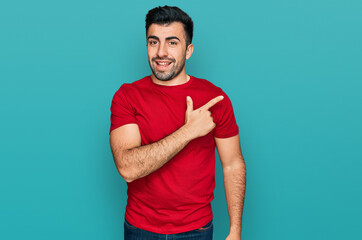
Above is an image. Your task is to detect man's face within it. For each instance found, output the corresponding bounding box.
[147,22,193,81]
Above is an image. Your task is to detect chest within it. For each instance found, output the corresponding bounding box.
[129,87,216,145]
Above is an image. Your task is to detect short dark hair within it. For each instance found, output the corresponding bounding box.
[145,6,194,46]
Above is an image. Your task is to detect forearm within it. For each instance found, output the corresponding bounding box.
[113,95,223,183]
[223,160,246,235]
[118,126,192,182]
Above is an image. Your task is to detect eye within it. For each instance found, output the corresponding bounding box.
[149,40,158,45]
[169,41,177,46]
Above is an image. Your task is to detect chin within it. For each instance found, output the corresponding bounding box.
[153,69,175,81]
[155,74,174,81]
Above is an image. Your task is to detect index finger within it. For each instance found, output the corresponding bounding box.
[200,95,224,110]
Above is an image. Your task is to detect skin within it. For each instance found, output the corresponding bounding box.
[216,135,246,240]
[146,22,194,86]
[110,21,246,240]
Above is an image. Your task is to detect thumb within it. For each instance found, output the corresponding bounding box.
[186,96,193,113]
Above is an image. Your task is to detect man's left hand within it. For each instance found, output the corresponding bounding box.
[226,231,241,240]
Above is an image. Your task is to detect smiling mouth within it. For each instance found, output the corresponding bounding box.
[155,61,172,66]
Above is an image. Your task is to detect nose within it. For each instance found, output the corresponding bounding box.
[157,42,168,58]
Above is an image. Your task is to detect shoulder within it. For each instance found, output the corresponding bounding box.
[191,76,224,94]
[191,76,235,108]
[114,76,151,95]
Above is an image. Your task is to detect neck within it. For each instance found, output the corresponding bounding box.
[151,71,190,86]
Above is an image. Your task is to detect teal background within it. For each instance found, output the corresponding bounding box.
[1,0,361,239]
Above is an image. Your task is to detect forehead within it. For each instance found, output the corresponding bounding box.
[147,22,186,40]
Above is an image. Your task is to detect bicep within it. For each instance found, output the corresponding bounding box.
[110,123,142,158]
[215,134,244,169]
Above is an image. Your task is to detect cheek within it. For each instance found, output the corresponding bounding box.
[147,48,156,56]
[172,50,184,60]
[147,51,155,61]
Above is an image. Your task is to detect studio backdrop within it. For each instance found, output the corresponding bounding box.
[1,0,361,239]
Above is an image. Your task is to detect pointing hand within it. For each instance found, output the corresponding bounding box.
[183,95,224,139]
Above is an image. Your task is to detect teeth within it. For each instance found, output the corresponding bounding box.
[157,62,169,66]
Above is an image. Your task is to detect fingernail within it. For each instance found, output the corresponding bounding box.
[220,96,224,100]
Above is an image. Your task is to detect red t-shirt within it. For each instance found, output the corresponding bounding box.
[110,75,239,234]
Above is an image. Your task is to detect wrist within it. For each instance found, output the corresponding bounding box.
[230,226,242,235]
[179,125,195,141]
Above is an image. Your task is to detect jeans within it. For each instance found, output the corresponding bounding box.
[124,219,213,240]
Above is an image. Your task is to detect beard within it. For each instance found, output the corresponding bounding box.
[149,52,186,81]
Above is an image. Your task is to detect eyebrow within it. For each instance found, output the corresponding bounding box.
[147,35,180,41]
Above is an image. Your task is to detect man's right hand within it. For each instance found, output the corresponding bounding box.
[110,95,224,182]
[183,95,224,139]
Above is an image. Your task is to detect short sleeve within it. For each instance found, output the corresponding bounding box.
[109,84,137,133]
[213,90,239,138]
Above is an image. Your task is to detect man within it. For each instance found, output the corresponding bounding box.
[110,5,246,240]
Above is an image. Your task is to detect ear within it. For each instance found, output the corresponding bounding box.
[185,43,194,60]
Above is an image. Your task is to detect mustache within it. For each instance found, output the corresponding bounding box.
[152,57,175,62]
